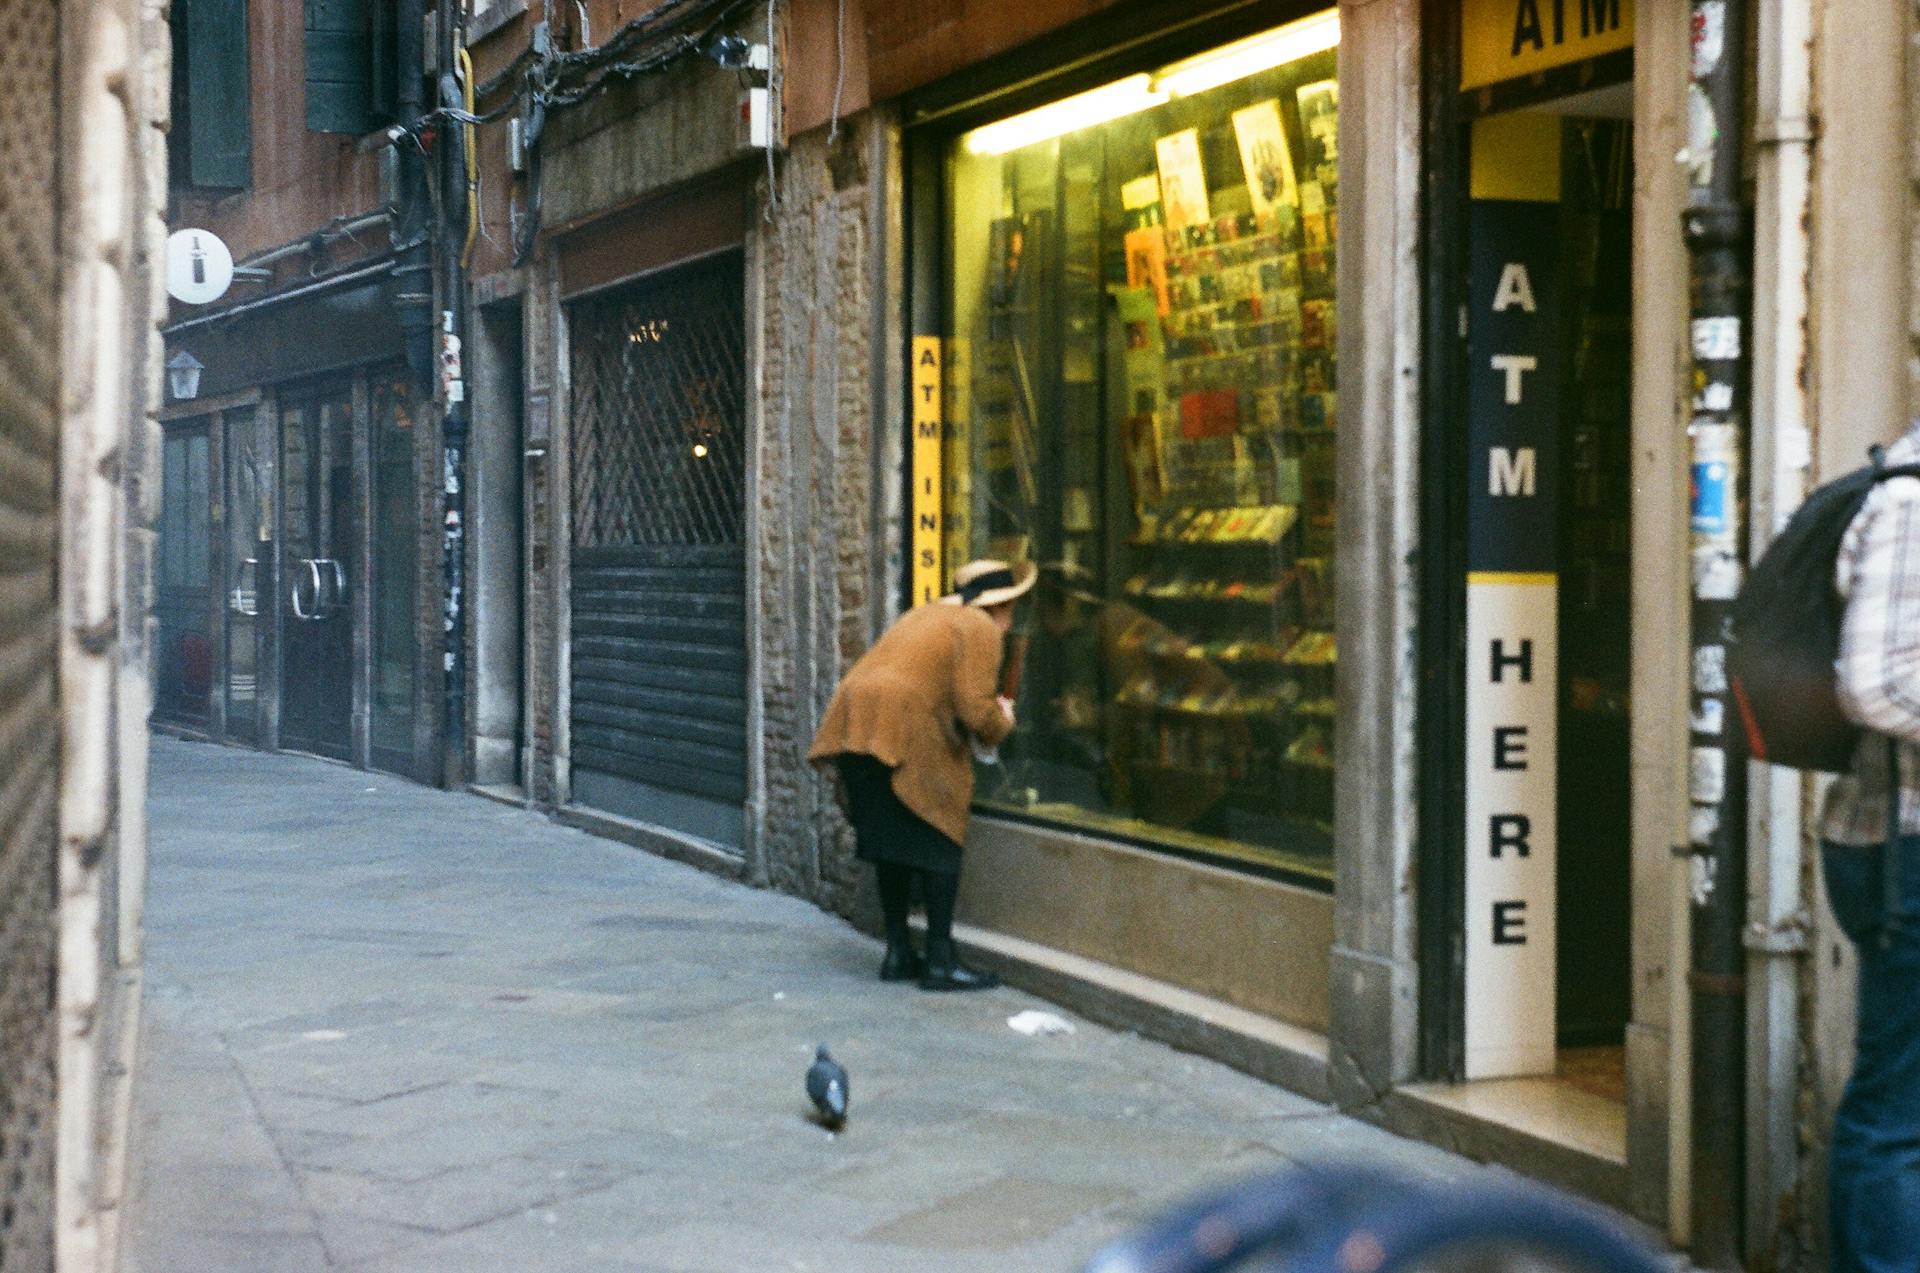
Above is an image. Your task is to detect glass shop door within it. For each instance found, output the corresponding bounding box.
[277,383,357,761]
[222,405,270,746]
[155,418,214,727]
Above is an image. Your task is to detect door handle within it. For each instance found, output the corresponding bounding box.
[314,557,347,618]
[289,558,322,620]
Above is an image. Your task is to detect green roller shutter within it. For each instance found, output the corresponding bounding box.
[305,0,397,134]
[185,0,252,188]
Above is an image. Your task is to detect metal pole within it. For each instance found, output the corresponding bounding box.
[1682,0,1752,1266]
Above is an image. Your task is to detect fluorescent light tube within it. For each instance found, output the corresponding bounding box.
[1154,11,1340,98]
[963,75,1170,155]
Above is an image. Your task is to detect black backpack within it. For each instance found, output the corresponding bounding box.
[1728,447,1920,772]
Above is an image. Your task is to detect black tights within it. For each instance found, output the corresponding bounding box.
[874,863,958,946]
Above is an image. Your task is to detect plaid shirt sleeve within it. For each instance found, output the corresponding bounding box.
[1835,481,1920,746]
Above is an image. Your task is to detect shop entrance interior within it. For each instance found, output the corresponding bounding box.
[1443,82,1633,1104]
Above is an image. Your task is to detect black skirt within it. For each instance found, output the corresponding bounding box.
[835,753,964,875]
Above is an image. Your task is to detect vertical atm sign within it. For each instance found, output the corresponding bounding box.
[911,337,944,606]
[1463,199,1560,1080]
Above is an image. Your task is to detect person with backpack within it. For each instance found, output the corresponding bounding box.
[1815,431,1920,1273]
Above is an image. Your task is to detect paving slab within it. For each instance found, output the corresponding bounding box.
[128,737,1504,1272]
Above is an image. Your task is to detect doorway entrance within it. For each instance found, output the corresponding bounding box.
[1429,80,1634,1108]
[277,383,357,762]
[221,405,270,747]
[155,419,214,727]
[565,251,749,850]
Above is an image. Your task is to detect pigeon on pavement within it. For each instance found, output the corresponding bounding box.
[805,1044,848,1130]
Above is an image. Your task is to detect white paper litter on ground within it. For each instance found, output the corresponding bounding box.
[1007,1009,1075,1037]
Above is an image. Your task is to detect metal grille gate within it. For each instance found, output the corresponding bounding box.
[0,0,61,1261]
[568,252,748,849]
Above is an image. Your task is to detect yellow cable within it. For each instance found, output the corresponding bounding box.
[458,47,479,270]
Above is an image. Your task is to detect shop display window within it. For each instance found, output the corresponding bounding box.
[941,11,1340,882]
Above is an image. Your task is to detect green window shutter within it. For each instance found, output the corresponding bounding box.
[186,0,252,188]
[368,2,399,125]
[306,0,374,133]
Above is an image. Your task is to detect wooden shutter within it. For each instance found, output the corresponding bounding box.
[186,0,252,187]
[306,0,397,134]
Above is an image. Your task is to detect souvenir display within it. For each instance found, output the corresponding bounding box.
[945,28,1339,874]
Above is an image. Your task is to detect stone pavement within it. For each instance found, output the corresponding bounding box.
[129,736,1493,1273]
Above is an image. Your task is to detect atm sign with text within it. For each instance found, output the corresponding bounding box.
[1461,0,1634,90]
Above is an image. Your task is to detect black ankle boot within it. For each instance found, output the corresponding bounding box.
[878,939,925,982]
[919,938,999,992]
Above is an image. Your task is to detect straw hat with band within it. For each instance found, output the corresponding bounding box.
[941,558,1037,608]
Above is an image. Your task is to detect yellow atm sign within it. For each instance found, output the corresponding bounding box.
[1461,0,1633,89]
[910,337,944,607]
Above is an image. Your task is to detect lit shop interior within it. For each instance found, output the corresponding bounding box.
[938,12,1341,884]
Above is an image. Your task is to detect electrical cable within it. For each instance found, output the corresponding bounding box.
[457,47,479,270]
[390,0,762,268]
[828,0,845,142]
[473,45,537,101]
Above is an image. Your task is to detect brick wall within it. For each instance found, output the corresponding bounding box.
[751,113,900,923]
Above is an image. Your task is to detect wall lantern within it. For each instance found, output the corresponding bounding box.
[167,350,205,402]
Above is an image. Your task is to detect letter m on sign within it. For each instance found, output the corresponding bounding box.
[1488,447,1536,497]
[1580,0,1623,36]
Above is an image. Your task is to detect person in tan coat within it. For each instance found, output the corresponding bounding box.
[809,559,1036,991]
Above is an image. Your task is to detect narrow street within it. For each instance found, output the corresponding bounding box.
[128,738,1488,1272]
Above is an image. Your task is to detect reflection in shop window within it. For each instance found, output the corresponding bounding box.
[943,12,1339,882]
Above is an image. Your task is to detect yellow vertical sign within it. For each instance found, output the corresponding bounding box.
[911,337,944,606]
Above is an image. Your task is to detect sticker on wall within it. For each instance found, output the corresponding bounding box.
[1693,381,1735,413]
[1690,852,1718,906]
[1691,458,1732,535]
[1691,746,1727,804]
[1691,2,1726,78]
[1693,548,1742,600]
[1693,644,1729,694]
[1685,85,1720,187]
[1691,317,1742,361]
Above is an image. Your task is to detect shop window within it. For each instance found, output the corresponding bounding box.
[170,0,253,189]
[939,12,1340,882]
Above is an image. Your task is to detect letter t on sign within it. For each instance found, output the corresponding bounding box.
[1491,355,1539,405]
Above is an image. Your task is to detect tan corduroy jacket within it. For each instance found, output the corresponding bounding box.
[808,602,1013,847]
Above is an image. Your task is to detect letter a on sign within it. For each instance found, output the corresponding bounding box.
[1492,263,1537,313]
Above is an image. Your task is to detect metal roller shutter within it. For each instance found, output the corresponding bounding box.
[0,0,61,1261]
[567,252,747,849]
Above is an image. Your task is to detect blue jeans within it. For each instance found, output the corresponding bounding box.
[1822,837,1920,1273]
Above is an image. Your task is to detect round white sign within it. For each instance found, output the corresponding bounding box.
[165,228,235,305]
